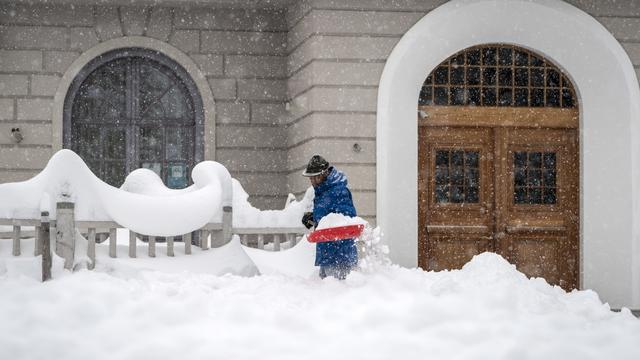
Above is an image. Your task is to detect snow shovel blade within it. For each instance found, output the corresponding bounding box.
[307,224,365,243]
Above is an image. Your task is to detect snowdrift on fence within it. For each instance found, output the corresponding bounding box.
[0,150,312,236]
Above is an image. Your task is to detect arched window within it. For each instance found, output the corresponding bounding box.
[419,45,576,108]
[63,48,204,188]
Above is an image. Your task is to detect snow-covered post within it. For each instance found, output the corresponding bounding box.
[40,211,51,281]
[222,206,232,245]
[55,202,75,270]
[12,223,20,256]
[109,228,117,258]
[183,232,192,254]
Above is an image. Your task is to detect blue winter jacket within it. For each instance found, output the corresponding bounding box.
[313,167,358,267]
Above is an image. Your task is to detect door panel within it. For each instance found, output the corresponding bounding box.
[495,128,579,289]
[419,127,495,271]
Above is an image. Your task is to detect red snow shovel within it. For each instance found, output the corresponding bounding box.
[307,224,365,243]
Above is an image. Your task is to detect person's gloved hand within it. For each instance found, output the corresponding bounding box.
[302,212,316,229]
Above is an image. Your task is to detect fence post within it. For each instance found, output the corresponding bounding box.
[12,223,20,256]
[88,228,96,270]
[200,229,209,250]
[129,230,136,258]
[273,234,281,251]
[222,206,233,245]
[257,234,264,250]
[184,232,192,255]
[40,211,51,282]
[55,202,75,270]
[34,224,42,256]
[109,228,117,258]
[148,236,156,257]
[167,236,174,257]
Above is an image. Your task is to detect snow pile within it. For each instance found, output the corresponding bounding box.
[0,150,229,236]
[2,247,639,360]
[315,213,367,230]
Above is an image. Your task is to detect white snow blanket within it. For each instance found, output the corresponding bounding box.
[1,241,639,360]
[0,150,312,236]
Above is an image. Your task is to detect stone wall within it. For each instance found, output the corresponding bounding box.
[0,3,289,209]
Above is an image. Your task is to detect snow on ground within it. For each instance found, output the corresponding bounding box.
[1,235,639,360]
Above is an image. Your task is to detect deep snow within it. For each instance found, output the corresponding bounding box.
[1,235,639,360]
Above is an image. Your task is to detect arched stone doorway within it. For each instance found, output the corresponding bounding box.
[63,48,204,188]
[417,45,579,290]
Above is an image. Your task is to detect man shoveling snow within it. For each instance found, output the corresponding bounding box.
[301,155,361,280]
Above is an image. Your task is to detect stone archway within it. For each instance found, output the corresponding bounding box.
[376,0,640,308]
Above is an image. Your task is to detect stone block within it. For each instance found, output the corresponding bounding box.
[287,138,375,168]
[146,7,173,42]
[225,55,287,78]
[121,7,150,36]
[69,27,99,51]
[169,30,200,54]
[0,75,29,96]
[623,43,640,66]
[287,164,375,193]
[0,170,39,184]
[0,50,42,71]
[0,146,52,169]
[215,101,250,124]
[286,0,313,27]
[247,195,288,211]
[216,125,287,148]
[233,172,287,197]
[599,17,640,42]
[351,191,376,216]
[207,78,236,100]
[288,35,399,74]
[0,122,52,146]
[95,7,123,41]
[289,9,424,50]
[312,0,443,11]
[0,98,14,120]
[237,79,286,101]
[251,102,286,124]
[43,51,79,73]
[17,98,53,121]
[289,61,385,97]
[175,8,287,31]
[31,75,61,96]
[216,148,286,172]
[287,112,376,146]
[301,86,378,113]
[201,31,287,55]
[190,54,224,76]
[0,25,68,50]
[566,0,640,17]
[0,4,94,26]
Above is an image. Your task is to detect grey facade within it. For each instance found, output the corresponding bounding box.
[1,0,640,225]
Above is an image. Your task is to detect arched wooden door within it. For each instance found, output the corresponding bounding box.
[417,45,579,290]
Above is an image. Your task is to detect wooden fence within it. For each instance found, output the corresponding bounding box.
[0,201,307,280]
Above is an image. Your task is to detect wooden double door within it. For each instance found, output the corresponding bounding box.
[418,124,579,290]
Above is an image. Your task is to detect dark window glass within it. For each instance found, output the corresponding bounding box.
[451,167,464,185]
[465,152,479,167]
[529,152,542,167]
[514,187,527,204]
[482,47,497,65]
[467,88,481,105]
[498,68,513,86]
[482,88,497,106]
[543,188,557,204]
[435,167,449,185]
[562,89,574,108]
[531,68,545,87]
[465,168,479,187]
[434,87,448,105]
[530,55,544,67]
[514,88,528,106]
[467,49,481,65]
[514,50,529,66]
[544,169,556,187]
[514,151,527,167]
[451,186,464,203]
[528,169,542,186]
[451,67,465,85]
[531,88,544,107]
[547,69,560,87]
[498,88,513,106]
[482,67,497,85]
[452,54,465,65]
[419,86,433,105]
[451,150,464,166]
[529,188,542,204]
[514,68,528,87]
[547,89,561,107]
[425,75,433,84]
[467,187,479,203]
[434,66,449,84]
[513,151,557,205]
[467,67,481,85]
[436,150,449,165]
[543,152,556,167]
[514,168,526,186]
[451,87,465,105]
[499,48,513,65]
[435,185,449,203]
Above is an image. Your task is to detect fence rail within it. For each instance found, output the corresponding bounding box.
[0,202,308,279]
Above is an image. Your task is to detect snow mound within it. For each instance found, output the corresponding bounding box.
[316,213,367,229]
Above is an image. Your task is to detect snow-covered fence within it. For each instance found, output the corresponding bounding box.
[0,150,312,279]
